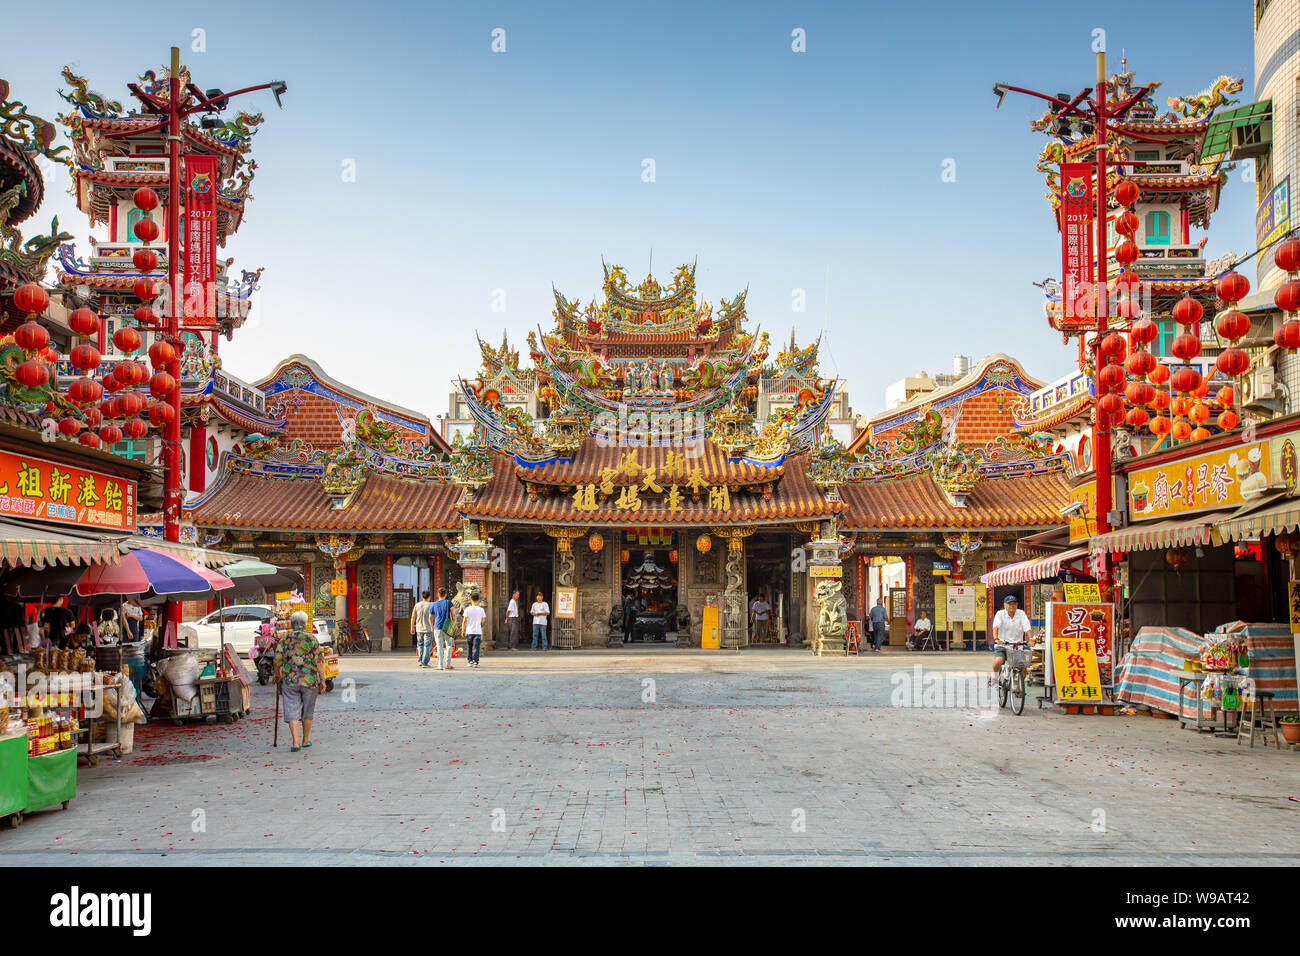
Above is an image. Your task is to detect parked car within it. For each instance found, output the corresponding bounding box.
[180,605,332,656]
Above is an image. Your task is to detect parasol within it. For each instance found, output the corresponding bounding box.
[74,548,234,597]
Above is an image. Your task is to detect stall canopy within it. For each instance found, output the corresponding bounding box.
[1217,495,1300,542]
[1090,513,1227,554]
[0,519,122,568]
[75,549,234,598]
[118,536,244,568]
[981,546,1089,586]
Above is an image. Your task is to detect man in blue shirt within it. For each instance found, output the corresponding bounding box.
[431,587,455,670]
[868,598,889,653]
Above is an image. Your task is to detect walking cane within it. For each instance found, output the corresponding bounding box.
[273,680,281,747]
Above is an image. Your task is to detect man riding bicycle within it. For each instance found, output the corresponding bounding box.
[990,594,1031,686]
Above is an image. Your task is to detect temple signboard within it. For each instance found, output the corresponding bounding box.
[1059,162,1096,333]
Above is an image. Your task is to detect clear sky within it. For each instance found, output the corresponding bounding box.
[5,0,1258,424]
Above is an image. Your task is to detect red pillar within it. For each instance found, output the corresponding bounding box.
[346,561,358,623]
[189,421,206,493]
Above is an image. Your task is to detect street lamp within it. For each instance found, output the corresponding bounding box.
[103,46,285,627]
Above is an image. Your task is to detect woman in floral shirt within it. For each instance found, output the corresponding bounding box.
[274,611,325,752]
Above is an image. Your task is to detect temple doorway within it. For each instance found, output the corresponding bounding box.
[508,533,554,634]
[745,533,792,644]
[620,547,677,643]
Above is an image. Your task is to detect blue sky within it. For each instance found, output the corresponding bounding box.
[5,0,1258,422]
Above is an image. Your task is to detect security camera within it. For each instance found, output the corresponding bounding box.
[1058,500,1085,517]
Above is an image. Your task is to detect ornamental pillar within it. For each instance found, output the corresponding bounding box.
[452,518,495,649]
[808,518,848,656]
[315,534,356,628]
[544,526,586,649]
[712,526,755,649]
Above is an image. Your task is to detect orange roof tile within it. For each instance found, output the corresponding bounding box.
[839,472,1070,530]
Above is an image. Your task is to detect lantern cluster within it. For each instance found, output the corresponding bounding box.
[1273,238,1300,351]
[9,283,57,393]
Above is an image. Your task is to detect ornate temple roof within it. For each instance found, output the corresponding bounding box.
[839,472,1070,531]
[514,438,784,486]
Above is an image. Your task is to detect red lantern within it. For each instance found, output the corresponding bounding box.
[1115,271,1143,293]
[147,401,174,426]
[68,306,99,337]
[1100,332,1127,361]
[118,392,145,418]
[1217,386,1235,407]
[67,378,102,405]
[1215,347,1251,376]
[14,360,49,389]
[1115,240,1139,266]
[1115,211,1139,236]
[132,278,158,302]
[1125,406,1150,429]
[1191,426,1212,442]
[122,417,148,440]
[113,326,142,354]
[1125,350,1157,376]
[1171,397,1192,418]
[1150,390,1171,411]
[1171,421,1193,441]
[132,249,158,272]
[1171,367,1202,394]
[696,534,712,554]
[1166,548,1188,568]
[1113,296,1141,320]
[1276,238,1300,273]
[13,320,49,352]
[1098,363,1126,392]
[101,396,121,419]
[148,340,176,368]
[112,361,148,387]
[1218,410,1240,431]
[1171,332,1202,361]
[1148,362,1171,385]
[82,406,102,428]
[588,532,604,553]
[101,375,123,395]
[149,371,176,399]
[57,417,81,437]
[77,432,100,449]
[1099,393,1126,419]
[1115,180,1140,207]
[1276,318,1300,351]
[1192,379,1211,400]
[132,187,159,212]
[133,307,158,327]
[132,217,159,243]
[1172,296,1204,327]
[1215,310,1250,342]
[12,282,48,315]
[1217,271,1250,304]
[1190,403,1211,424]
[1149,415,1172,435]
[69,343,100,372]
[98,425,123,446]
[1275,280,1300,314]
[1129,317,1158,345]
[1125,381,1154,405]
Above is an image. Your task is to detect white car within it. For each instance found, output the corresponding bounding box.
[180,605,332,656]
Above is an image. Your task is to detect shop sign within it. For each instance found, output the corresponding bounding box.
[809,564,842,578]
[0,449,136,531]
[1288,582,1300,634]
[1059,162,1097,333]
[1063,583,1101,602]
[329,578,347,596]
[932,560,952,576]
[555,585,577,619]
[1282,439,1297,492]
[1068,481,1097,543]
[1256,175,1290,252]
[1128,441,1270,520]
[570,449,737,514]
[1047,601,1113,701]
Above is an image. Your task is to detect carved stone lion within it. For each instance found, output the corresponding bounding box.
[814,580,848,656]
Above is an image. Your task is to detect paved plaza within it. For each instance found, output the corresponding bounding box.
[4,649,1299,866]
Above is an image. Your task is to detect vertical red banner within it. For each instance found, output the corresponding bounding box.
[1059,162,1096,332]
[183,154,218,326]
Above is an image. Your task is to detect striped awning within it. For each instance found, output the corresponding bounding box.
[1217,496,1300,542]
[0,519,122,567]
[118,536,246,568]
[981,546,1089,586]
[1090,513,1226,554]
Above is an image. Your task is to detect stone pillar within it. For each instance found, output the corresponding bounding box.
[808,519,847,656]
[545,527,584,649]
[452,518,494,649]
[717,529,752,649]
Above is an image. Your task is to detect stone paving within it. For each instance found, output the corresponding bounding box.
[4,648,1300,865]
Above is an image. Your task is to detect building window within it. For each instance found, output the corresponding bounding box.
[125,208,145,244]
[1155,319,1178,357]
[112,439,148,462]
[206,436,218,470]
[1145,211,1171,246]
[1135,149,1160,162]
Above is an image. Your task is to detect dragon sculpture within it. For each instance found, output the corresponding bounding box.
[211,111,263,145]
[1167,76,1243,120]
[354,408,403,454]
[222,160,257,200]
[814,579,848,656]
[57,67,122,119]
[0,341,77,414]
[0,81,70,165]
[0,205,73,284]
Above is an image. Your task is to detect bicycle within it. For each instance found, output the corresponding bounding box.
[332,620,372,655]
[997,642,1035,715]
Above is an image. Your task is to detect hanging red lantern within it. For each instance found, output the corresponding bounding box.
[132,278,159,302]
[1115,240,1139,266]
[1192,426,1212,441]
[1125,349,1157,376]
[588,532,604,553]
[1115,211,1139,236]
[1172,296,1204,327]
[1215,347,1251,376]
[112,326,142,354]
[122,417,148,440]
[1218,409,1240,431]
[132,187,159,211]
[98,424,123,446]
[68,343,100,372]
[67,306,99,338]
[1098,363,1127,392]
[1189,403,1211,424]
[1167,547,1188,568]
[1171,421,1193,441]
[1115,271,1143,293]
[57,417,81,437]
[1171,367,1202,394]
[1171,397,1192,418]
[696,534,712,554]
[12,282,48,315]
[133,306,159,327]
[82,405,102,428]
[147,400,174,426]
[1276,318,1300,351]
[13,320,49,352]
[132,248,158,272]
[1100,332,1127,361]
[1171,332,1202,361]
[1275,280,1300,314]
[1125,381,1154,405]
[1114,296,1141,320]
[101,396,121,420]
[1129,318,1157,345]
[101,375,123,395]
[118,392,145,418]
[148,339,176,368]
[1192,379,1211,400]
[1150,390,1171,411]
[1216,386,1235,407]
[67,377,101,405]
[77,432,100,448]
[1217,271,1250,304]
[14,360,49,389]
[1098,393,1126,419]
[1115,179,1140,207]
[1149,415,1173,435]
[112,361,148,387]
[132,217,159,243]
[149,371,176,399]
[1125,406,1150,429]
[1276,238,1300,273]
[1215,310,1250,341]
[1148,362,1171,385]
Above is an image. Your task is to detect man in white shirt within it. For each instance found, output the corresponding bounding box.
[503,590,520,651]
[908,610,932,650]
[749,596,772,642]
[991,594,1031,682]
[460,593,487,668]
[530,592,550,650]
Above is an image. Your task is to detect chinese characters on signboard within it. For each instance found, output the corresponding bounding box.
[183,154,218,327]
[571,449,734,513]
[0,450,136,531]
[1048,601,1112,703]
[1128,441,1270,520]
[1067,481,1096,542]
[1059,162,1096,333]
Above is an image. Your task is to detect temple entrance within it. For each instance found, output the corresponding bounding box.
[745,533,792,644]
[620,547,677,643]
[508,533,553,637]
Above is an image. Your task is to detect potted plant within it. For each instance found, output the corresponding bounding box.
[1280,715,1300,745]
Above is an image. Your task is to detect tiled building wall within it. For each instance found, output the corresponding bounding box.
[951,388,1023,444]
[274,387,429,451]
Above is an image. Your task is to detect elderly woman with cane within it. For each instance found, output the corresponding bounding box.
[274,610,326,753]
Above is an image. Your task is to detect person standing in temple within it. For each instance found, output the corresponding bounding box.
[530,591,550,650]
[503,590,521,651]
[622,593,636,644]
[869,598,889,653]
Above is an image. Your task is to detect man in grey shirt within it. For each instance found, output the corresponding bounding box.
[868,598,888,653]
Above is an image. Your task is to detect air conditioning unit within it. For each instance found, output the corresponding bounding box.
[1245,365,1276,405]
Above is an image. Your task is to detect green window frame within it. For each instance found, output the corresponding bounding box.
[1145,211,1171,246]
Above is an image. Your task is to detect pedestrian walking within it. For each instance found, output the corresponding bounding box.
[460,591,486,667]
[504,589,521,650]
[869,598,888,652]
[411,589,435,668]
[431,587,454,670]
[530,591,550,650]
[274,610,326,752]
[122,597,144,643]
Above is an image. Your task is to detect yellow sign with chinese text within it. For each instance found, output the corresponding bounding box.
[809,565,842,578]
[1289,581,1300,634]
[1068,481,1096,542]
[0,449,136,530]
[330,578,347,597]
[1048,601,1112,703]
[1128,441,1270,520]
[1063,583,1101,602]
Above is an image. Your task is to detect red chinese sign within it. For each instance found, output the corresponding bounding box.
[183,154,218,326]
[1059,162,1096,333]
[0,449,136,531]
[1048,601,1114,699]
